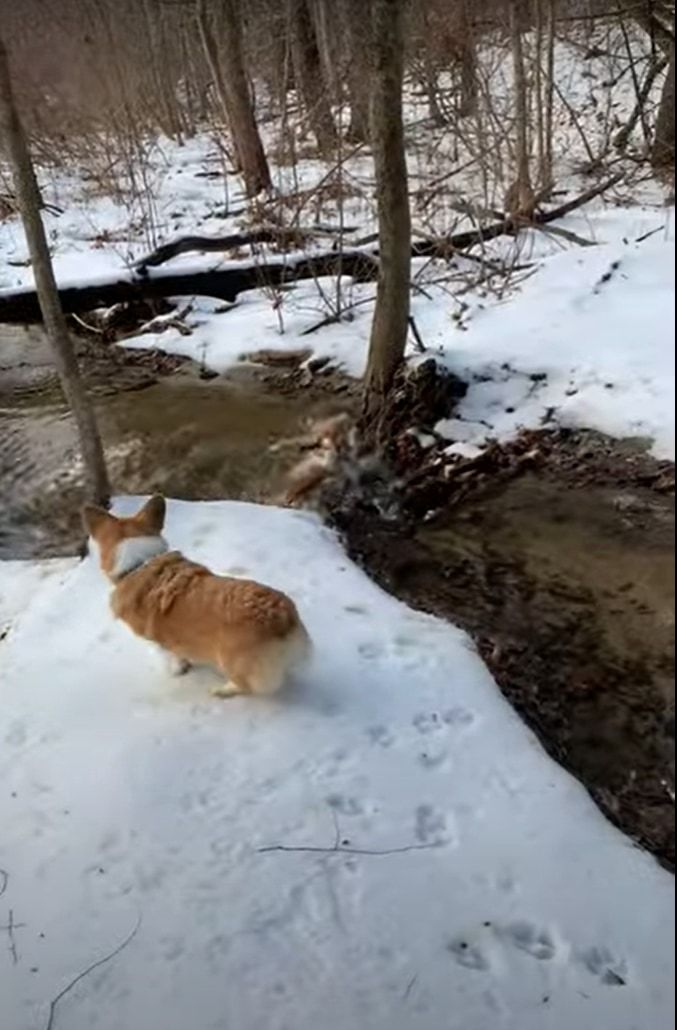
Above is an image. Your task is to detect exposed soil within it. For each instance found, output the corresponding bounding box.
[332,430,675,872]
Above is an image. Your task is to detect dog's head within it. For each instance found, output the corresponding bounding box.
[81,495,167,580]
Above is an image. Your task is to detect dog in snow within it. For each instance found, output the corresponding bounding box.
[82,495,310,698]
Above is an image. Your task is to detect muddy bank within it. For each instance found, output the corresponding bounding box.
[334,431,675,872]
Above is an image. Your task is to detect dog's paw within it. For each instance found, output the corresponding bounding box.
[167,655,191,677]
[211,681,243,699]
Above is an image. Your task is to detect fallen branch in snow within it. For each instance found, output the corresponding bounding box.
[410,172,625,258]
[635,224,666,244]
[1,907,23,965]
[408,315,427,354]
[44,912,142,1030]
[0,250,380,323]
[259,840,440,857]
[0,176,624,325]
[134,224,351,272]
[0,868,7,898]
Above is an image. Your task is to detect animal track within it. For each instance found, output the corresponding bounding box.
[326,793,364,816]
[502,921,557,961]
[415,804,449,845]
[446,937,490,971]
[443,707,476,729]
[413,707,476,736]
[413,712,443,735]
[358,641,383,660]
[366,725,394,748]
[418,749,448,770]
[579,945,627,986]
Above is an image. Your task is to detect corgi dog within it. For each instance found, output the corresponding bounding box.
[82,495,311,698]
[276,413,357,508]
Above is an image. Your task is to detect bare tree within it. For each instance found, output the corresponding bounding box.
[361,0,411,437]
[196,0,271,197]
[288,0,337,152]
[652,46,675,171]
[0,36,109,507]
[340,0,370,142]
[505,1,536,218]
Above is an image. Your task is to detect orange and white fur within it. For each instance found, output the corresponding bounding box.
[82,496,310,698]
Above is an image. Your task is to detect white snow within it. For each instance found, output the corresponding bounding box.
[1,498,674,1030]
[425,227,676,460]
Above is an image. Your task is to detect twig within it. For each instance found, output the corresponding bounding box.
[403,974,418,1001]
[69,313,104,335]
[537,223,597,248]
[44,913,142,1030]
[408,316,427,354]
[635,224,665,243]
[0,868,7,898]
[258,842,439,857]
[1,908,25,965]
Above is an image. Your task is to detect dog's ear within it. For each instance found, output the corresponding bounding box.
[137,494,166,533]
[81,503,113,538]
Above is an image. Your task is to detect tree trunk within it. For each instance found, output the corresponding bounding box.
[652,47,675,171]
[196,0,271,197]
[615,52,669,153]
[0,38,110,507]
[340,0,370,143]
[505,2,536,219]
[361,0,411,438]
[457,2,477,118]
[141,0,183,141]
[288,0,337,152]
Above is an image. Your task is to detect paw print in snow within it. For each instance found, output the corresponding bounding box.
[579,945,627,986]
[415,804,450,845]
[503,921,557,961]
[446,937,490,971]
[413,712,443,735]
[326,793,364,816]
[366,725,394,748]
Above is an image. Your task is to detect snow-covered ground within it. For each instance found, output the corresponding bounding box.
[1,499,674,1030]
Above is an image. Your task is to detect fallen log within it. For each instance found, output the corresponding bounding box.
[135,172,622,272]
[0,173,623,324]
[0,249,380,323]
[410,172,624,258]
[134,223,353,271]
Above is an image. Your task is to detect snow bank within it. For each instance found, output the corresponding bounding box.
[1,499,673,1030]
[428,230,675,460]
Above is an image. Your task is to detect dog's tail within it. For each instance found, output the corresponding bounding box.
[246,618,312,697]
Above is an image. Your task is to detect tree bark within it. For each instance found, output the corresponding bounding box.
[0,37,110,507]
[361,0,411,439]
[505,2,536,219]
[651,46,675,171]
[340,0,370,142]
[196,0,271,197]
[288,0,337,152]
[456,2,477,118]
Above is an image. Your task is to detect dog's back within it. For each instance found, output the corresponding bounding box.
[83,497,311,697]
[112,551,310,696]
